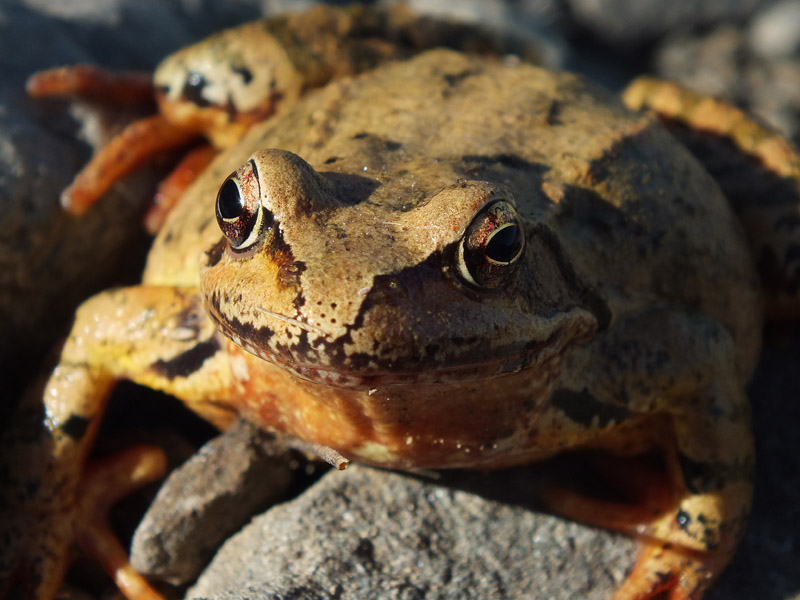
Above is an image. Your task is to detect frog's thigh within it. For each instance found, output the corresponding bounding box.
[554,310,753,599]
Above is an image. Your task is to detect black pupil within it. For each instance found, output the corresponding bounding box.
[217,179,244,220]
[486,225,521,262]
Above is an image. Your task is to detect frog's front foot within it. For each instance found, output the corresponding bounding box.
[0,403,167,600]
[539,311,754,599]
[1,286,238,600]
[76,446,168,600]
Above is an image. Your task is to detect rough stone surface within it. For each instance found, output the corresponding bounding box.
[566,0,773,45]
[748,0,800,58]
[654,10,800,142]
[131,421,297,586]
[187,464,633,600]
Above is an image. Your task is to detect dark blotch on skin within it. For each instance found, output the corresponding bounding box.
[546,100,563,126]
[152,337,221,380]
[354,538,379,572]
[61,415,90,441]
[678,453,721,494]
[443,68,477,87]
[291,330,312,358]
[232,65,254,84]
[206,238,226,268]
[551,388,630,428]
[221,311,275,352]
[460,153,545,173]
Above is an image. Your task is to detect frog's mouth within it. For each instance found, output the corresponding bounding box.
[208,301,598,390]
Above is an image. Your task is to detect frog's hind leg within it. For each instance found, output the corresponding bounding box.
[59,112,197,215]
[540,310,754,599]
[0,352,167,600]
[623,77,800,318]
[542,415,752,600]
[27,66,200,216]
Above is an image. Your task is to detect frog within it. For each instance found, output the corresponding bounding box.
[25,3,533,230]
[4,5,800,600]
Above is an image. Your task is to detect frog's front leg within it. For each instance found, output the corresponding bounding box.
[1,286,240,600]
[546,310,754,600]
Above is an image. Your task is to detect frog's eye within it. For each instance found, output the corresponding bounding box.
[215,160,265,251]
[456,200,525,289]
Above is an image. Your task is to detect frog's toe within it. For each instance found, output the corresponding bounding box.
[145,143,217,234]
[26,65,153,105]
[75,445,168,600]
[610,541,720,600]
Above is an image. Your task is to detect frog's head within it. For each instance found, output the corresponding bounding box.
[201,149,604,392]
[153,22,302,148]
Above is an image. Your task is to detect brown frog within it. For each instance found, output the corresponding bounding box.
[5,6,800,600]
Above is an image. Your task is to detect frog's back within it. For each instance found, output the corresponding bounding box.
[147,49,760,375]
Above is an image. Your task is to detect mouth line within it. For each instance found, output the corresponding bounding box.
[225,319,588,391]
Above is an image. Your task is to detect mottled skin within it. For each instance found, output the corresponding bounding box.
[6,8,800,600]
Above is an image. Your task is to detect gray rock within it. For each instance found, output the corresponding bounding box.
[748,0,800,58]
[654,21,800,142]
[131,421,297,586]
[187,464,633,600]
[566,0,772,46]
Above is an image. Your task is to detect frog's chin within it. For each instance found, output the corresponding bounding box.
[222,312,597,391]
